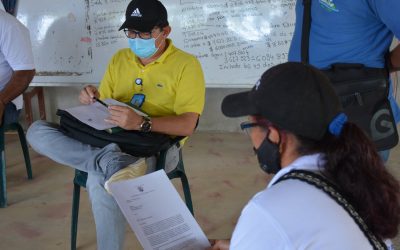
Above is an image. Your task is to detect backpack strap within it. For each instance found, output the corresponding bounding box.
[301,0,312,63]
[274,170,387,250]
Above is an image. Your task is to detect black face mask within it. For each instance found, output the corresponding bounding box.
[253,137,281,174]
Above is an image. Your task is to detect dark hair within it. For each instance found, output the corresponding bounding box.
[296,122,400,239]
[155,20,169,29]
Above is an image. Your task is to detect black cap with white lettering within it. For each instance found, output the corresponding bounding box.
[221,62,343,140]
[119,0,168,32]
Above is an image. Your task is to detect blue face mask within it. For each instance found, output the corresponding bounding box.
[128,33,161,59]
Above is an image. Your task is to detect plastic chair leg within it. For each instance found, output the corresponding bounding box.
[179,172,194,215]
[0,150,6,208]
[0,125,6,208]
[71,183,81,250]
[15,123,32,179]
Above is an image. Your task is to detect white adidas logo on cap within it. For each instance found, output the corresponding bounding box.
[131,8,142,17]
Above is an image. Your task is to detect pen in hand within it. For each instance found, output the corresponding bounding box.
[93,97,108,108]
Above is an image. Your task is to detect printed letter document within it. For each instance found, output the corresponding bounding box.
[108,170,210,250]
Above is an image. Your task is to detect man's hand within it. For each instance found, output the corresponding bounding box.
[207,239,230,250]
[0,100,5,126]
[79,85,100,105]
[105,105,143,130]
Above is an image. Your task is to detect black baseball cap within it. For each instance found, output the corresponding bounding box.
[221,62,343,140]
[119,0,168,32]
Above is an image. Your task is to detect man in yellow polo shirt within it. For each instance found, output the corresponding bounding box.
[26,0,205,249]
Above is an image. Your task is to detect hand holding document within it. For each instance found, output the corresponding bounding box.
[108,170,211,250]
[64,98,147,130]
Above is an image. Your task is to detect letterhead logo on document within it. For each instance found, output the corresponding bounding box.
[319,0,339,12]
[131,8,142,17]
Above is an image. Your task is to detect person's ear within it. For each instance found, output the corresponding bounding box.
[162,26,171,37]
[268,126,280,144]
[269,126,285,156]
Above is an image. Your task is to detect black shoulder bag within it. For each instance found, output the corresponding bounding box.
[56,109,182,157]
[275,170,387,250]
[301,0,398,151]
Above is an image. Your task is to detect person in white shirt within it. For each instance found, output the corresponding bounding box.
[210,62,400,249]
[0,9,35,126]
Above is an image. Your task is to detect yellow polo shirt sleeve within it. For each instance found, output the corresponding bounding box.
[174,56,205,116]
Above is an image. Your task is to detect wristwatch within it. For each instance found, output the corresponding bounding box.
[139,116,152,132]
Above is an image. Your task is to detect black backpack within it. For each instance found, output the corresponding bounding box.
[57,109,182,157]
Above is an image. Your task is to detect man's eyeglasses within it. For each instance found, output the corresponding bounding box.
[123,29,154,39]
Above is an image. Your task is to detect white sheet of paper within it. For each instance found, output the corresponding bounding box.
[108,170,211,250]
[64,98,147,130]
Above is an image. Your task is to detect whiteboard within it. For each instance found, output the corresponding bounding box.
[16,0,295,87]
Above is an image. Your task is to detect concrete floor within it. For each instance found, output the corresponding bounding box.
[0,131,399,249]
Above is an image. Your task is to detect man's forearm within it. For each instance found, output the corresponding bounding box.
[151,112,199,137]
[0,69,35,104]
[389,44,400,72]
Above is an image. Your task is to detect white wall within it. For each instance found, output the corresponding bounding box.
[23,69,400,132]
